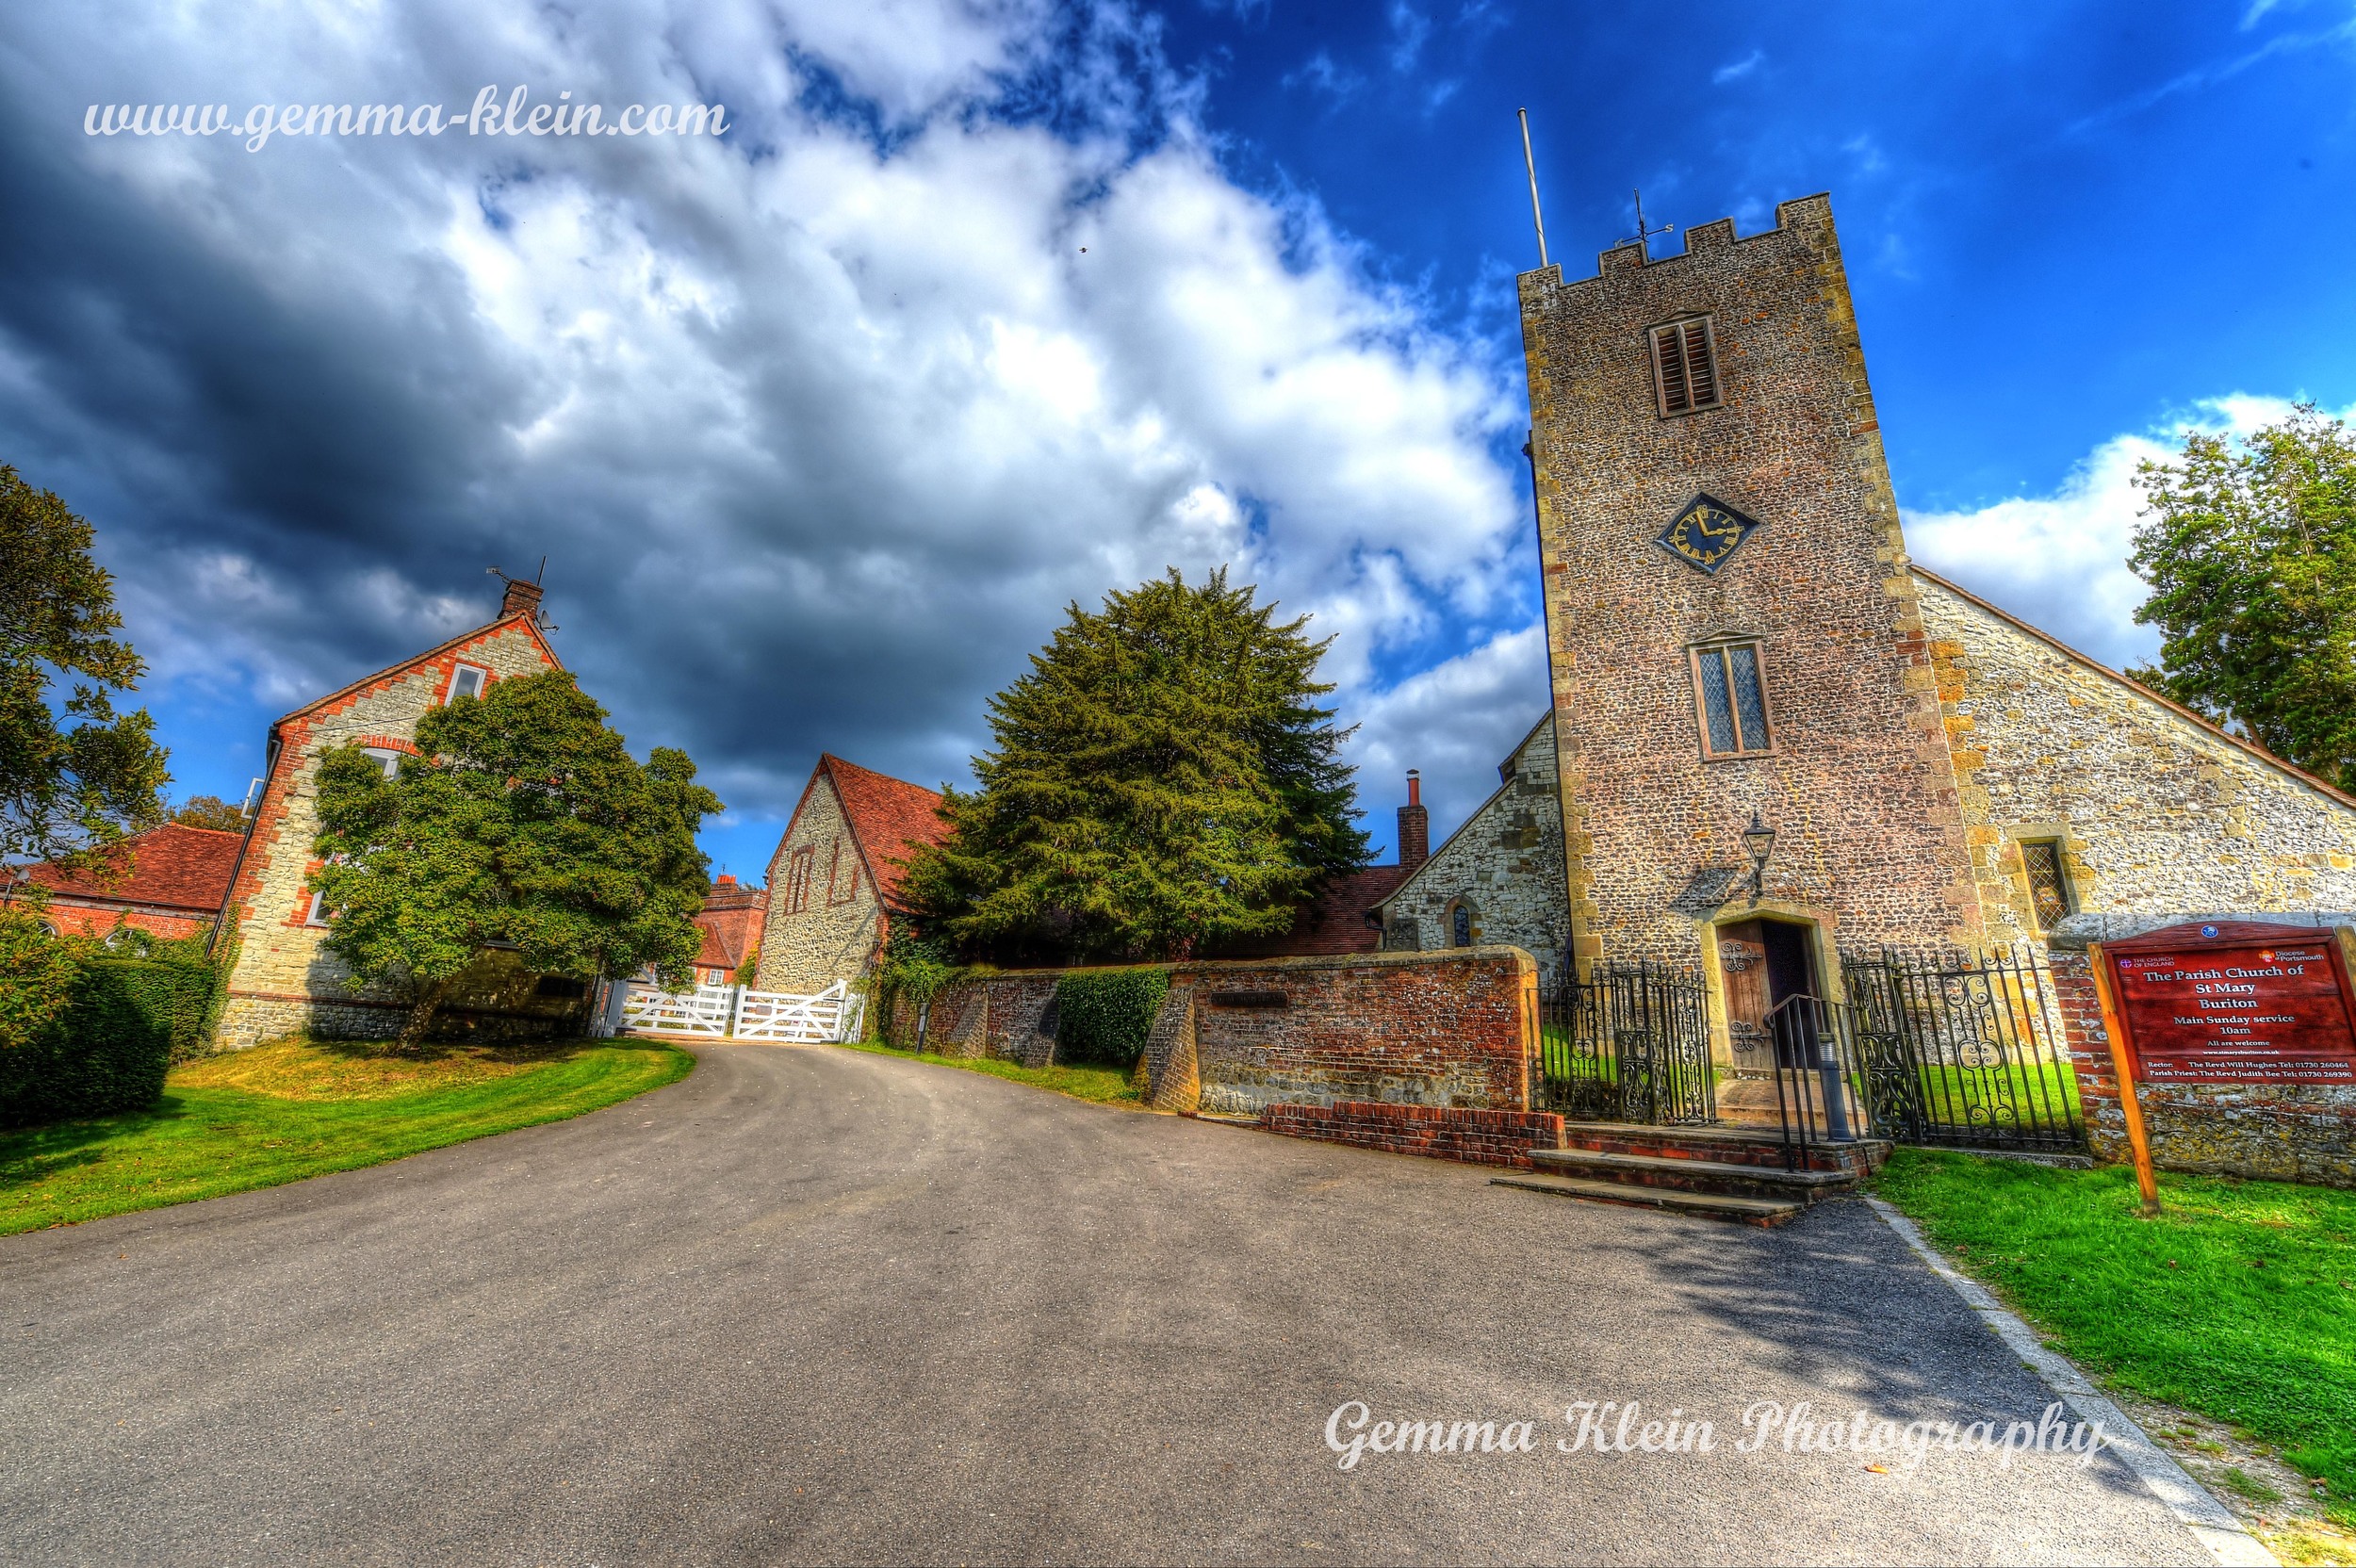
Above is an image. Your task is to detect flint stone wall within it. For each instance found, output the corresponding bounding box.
[893,948,1541,1117]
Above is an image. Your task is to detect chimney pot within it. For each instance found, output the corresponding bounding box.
[1398,771,1430,871]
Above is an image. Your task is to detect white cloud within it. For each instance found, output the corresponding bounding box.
[1387,3,1432,73]
[1712,50,1764,84]
[1350,625,1551,852]
[0,0,1525,825]
[1903,395,2334,673]
[1284,51,1366,102]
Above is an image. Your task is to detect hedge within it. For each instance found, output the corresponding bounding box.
[1053,967,1170,1070]
[0,956,212,1128]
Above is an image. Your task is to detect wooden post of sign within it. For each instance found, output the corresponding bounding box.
[2086,941,2160,1217]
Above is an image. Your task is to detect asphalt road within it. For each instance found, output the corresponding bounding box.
[1,1043,2206,1565]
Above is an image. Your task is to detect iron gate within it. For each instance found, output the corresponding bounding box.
[1836,945,2086,1153]
[1761,946,2087,1164]
[1537,960,1715,1125]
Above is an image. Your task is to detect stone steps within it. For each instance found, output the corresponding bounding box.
[1490,1174,1808,1228]
[1550,1120,1890,1177]
[1527,1147,1857,1203]
[1496,1120,1890,1227]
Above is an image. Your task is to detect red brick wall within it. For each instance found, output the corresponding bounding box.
[2052,943,2356,1188]
[1259,1101,1565,1169]
[1167,946,1539,1116]
[25,903,212,941]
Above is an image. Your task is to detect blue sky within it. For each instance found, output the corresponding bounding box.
[4,0,2351,884]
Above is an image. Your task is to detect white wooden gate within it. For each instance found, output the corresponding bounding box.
[621,982,736,1037]
[732,981,861,1042]
[621,980,865,1043]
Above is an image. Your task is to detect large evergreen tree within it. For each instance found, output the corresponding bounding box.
[311,670,721,1043]
[901,567,1368,962]
[2130,405,2356,791]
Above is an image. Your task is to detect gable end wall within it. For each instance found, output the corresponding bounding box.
[1379,716,1571,988]
[215,620,568,1049]
[755,773,884,992]
[1920,575,2356,941]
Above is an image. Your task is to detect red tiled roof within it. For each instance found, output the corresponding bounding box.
[21,823,244,914]
[822,755,949,910]
[693,877,767,972]
[1205,864,1416,959]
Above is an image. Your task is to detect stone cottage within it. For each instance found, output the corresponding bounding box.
[754,756,950,993]
[1509,190,2356,1061]
[211,577,582,1049]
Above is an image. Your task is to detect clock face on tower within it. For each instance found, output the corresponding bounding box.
[1656,493,1762,575]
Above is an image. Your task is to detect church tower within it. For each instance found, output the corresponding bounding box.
[1518,193,1984,995]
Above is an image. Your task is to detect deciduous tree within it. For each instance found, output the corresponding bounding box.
[311,670,721,1044]
[0,466,170,868]
[901,568,1368,961]
[2130,406,2356,792]
[170,794,249,833]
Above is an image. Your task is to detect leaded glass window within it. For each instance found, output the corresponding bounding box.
[2021,840,2073,928]
[1691,642,1774,757]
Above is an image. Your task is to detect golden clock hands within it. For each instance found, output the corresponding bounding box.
[1687,509,1740,543]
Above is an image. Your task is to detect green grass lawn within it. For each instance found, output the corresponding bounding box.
[838,1038,1141,1105]
[1874,1148,2356,1527]
[1910,1060,2083,1131]
[0,1037,694,1236]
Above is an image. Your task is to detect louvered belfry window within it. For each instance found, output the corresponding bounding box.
[1650,317,1721,416]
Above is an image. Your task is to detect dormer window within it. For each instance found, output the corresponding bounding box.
[447,663,488,703]
[1650,316,1721,416]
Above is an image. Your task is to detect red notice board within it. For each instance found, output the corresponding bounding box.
[2102,922,2356,1084]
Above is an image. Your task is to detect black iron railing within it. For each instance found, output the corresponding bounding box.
[1840,945,2086,1154]
[1537,960,1715,1126]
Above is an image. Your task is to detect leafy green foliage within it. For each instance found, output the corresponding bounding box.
[872,927,962,1044]
[0,893,81,1053]
[0,466,172,868]
[901,568,1368,961]
[0,955,209,1127]
[310,670,721,1040]
[2130,406,2356,792]
[1053,966,1170,1070]
[170,794,250,833]
[1876,1149,2356,1526]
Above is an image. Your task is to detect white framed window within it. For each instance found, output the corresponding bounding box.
[447,663,488,703]
[362,746,402,779]
[305,890,331,926]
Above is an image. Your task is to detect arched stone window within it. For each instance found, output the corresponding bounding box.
[1447,897,1480,948]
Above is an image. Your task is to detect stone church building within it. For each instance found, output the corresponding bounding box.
[1377,193,2356,1068]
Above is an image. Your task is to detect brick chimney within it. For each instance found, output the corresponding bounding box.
[499,576,544,623]
[1398,770,1430,870]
